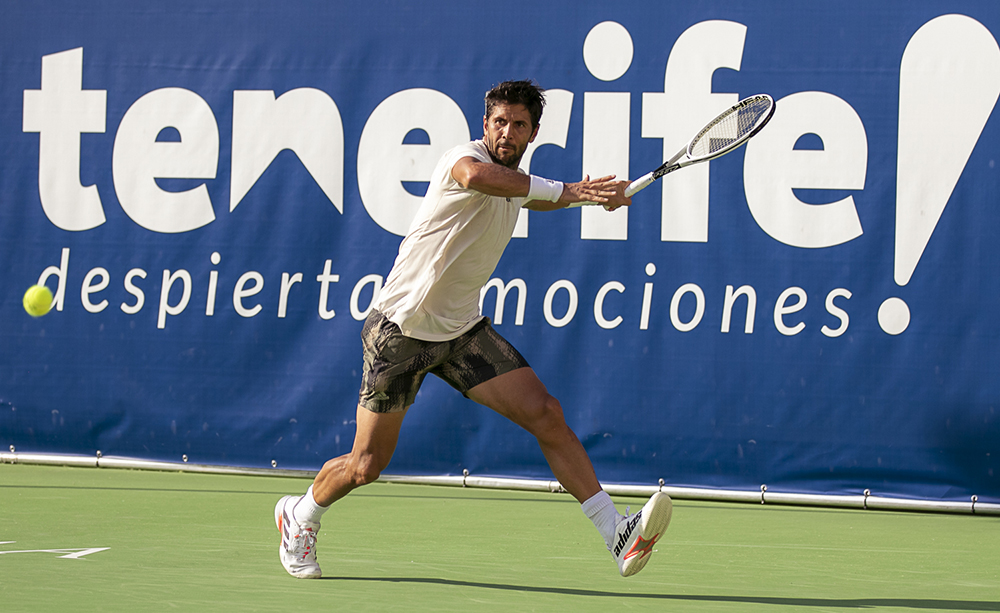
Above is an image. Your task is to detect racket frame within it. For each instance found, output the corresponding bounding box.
[624,94,775,198]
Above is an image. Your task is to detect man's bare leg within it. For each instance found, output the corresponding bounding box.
[466,366,672,577]
[311,403,408,506]
[466,367,601,503]
[275,404,406,579]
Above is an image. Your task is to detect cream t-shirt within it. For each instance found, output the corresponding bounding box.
[374,140,524,341]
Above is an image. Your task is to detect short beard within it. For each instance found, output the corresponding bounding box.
[486,139,522,169]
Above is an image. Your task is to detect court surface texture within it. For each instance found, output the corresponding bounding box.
[1,464,997,612]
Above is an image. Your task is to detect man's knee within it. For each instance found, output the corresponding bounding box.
[526,394,570,436]
[542,393,566,421]
[360,453,387,485]
[344,451,385,486]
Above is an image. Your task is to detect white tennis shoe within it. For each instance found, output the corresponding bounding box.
[275,495,322,579]
[610,492,672,577]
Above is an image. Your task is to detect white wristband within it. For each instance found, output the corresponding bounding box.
[527,175,564,202]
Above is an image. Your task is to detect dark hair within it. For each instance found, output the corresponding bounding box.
[484,80,545,129]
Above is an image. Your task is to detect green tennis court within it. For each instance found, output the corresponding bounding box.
[1,464,997,612]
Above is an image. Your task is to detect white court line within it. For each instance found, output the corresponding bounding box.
[0,546,110,559]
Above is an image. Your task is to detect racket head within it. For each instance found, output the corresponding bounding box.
[686,94,775,162]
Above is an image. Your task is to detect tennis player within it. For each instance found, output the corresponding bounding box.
[275,80,672,579]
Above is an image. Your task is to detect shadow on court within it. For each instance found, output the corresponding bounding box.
[322,577,1000,611]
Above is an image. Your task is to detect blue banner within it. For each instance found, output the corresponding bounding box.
[2,1,998,502]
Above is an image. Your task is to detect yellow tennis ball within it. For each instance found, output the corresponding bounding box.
[23,285,54,318]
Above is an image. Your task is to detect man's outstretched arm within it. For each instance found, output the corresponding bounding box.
[451,157,632,211]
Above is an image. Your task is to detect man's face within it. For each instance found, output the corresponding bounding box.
[483,102,539,169]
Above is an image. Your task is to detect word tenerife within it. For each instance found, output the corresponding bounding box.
[21,14,998,250]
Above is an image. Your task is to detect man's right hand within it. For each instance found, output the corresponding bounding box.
[559,175,633,210]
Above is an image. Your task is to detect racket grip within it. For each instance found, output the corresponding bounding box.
[624,172,655,198]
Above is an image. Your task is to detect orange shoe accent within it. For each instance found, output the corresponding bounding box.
[624,532,660,561]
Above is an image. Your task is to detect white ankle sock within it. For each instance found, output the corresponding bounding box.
[581,490,621,549]
[292,485,329,525]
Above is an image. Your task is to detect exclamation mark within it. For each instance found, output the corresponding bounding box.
[882,14,1000,335]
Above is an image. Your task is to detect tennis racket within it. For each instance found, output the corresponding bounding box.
[624,94,776,198]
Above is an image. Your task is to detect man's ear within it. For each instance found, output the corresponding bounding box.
[529,123,540,143]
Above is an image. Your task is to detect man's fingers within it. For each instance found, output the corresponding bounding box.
[577,185,618,196]
[577,191,613,202]
[562,177,628,205]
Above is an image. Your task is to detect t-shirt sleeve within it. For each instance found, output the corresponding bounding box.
[434,141,526,207]
[440,142,493,189]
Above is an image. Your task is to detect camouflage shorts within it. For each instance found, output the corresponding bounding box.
[358,310,530,413]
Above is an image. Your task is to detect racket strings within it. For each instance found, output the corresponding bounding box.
[689,97,773,158]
